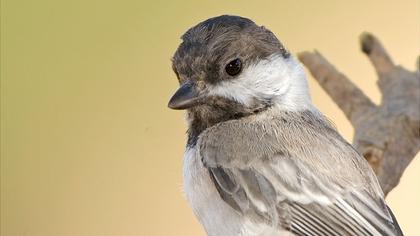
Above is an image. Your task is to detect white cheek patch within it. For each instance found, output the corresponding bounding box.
[208,54,312,111]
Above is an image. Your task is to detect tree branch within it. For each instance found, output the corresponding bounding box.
[360,32,395,76]
[297,51,376,126]
[298,33,420,196]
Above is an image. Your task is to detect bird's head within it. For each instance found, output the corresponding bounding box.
[168,15,312,140]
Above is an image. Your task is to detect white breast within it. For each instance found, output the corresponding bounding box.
[183,147,243,236]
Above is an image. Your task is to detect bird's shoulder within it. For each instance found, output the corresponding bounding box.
[198,108,371,178]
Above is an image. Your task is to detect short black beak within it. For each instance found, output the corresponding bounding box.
[168,82,204,110]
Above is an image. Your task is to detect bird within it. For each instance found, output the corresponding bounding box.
[168,15,403,236]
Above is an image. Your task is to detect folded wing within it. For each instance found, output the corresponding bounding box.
[208,156,402,236]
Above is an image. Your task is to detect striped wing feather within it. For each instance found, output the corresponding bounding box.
[208,156,402,236]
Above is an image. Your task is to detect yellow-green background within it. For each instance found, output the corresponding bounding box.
[1,0,419,235]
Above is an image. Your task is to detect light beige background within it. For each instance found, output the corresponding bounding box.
[1,0,419,235]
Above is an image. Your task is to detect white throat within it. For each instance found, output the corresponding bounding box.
[208,54,313,111]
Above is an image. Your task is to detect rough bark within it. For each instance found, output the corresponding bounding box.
[297,32,420,196]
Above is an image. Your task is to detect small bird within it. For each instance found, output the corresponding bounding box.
[168,15,403,236]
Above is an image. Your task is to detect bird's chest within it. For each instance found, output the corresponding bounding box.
[183,147,243,236]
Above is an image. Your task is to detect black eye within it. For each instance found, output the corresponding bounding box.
[225,58,242,76]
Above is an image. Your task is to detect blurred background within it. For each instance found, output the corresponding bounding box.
[1,0,419,235]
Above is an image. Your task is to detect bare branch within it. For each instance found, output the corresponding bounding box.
[298,51,376,126]
[360,32,395,76]
[298,33,420,196]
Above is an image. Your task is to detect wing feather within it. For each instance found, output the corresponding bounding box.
[207,157,402,236]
